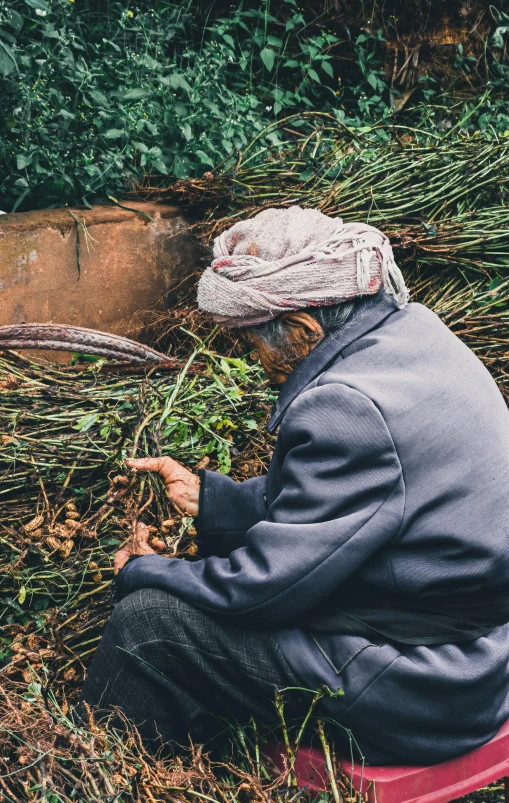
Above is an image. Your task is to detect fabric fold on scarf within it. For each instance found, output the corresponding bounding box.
[197,206,409,327]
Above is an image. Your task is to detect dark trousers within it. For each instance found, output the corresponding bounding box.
[80,588,305,749]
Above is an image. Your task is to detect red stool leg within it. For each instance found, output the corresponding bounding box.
[505,776,509,803]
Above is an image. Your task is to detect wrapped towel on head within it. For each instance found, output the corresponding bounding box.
[197,206,409,328]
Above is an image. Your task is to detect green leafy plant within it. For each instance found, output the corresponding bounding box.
[0,0,345,210]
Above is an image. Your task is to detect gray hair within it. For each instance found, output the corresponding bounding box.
[248,300,356,356]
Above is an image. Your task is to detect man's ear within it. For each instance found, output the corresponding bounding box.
[280,311,324,341]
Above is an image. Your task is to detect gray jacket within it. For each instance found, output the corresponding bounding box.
[118,293,509,765]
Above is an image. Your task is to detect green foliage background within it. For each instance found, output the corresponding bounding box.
[0,0,343,210]
[1,0,509,212]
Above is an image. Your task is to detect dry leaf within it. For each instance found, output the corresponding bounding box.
[39,649,57,659]
[22,667,38,684]
[17,749,34,766]
[0,374,19,390]
[63,666,76,681]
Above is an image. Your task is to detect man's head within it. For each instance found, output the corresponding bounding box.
[197,206,408,383]
[243,302,354,385]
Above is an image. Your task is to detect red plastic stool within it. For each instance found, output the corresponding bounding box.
[266,719,509,802]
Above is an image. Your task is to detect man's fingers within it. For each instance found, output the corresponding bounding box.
[126,456,184,485]
[134,521,150,538]
[113,548,130,575]
[151,538,166,552]
[126,457,164,473]
[133,521,150,548]
[126,455,199,516]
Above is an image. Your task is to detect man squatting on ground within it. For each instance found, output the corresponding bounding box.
[81,206,509,765]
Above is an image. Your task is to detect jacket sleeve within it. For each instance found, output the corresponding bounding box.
[196,471,267,557]
[117,383,405,625]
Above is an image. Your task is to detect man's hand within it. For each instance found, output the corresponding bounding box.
[126,456,200,516]
[113,521,166,575]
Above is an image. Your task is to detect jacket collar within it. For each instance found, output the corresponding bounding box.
[267,292,399,433]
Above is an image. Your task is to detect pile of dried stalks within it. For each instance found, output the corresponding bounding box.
[1,673,369,803]
[138,116,509,255]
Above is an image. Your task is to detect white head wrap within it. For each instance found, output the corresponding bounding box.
[197,206,409,327]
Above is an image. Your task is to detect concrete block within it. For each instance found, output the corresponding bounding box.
[0,203,203,339]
